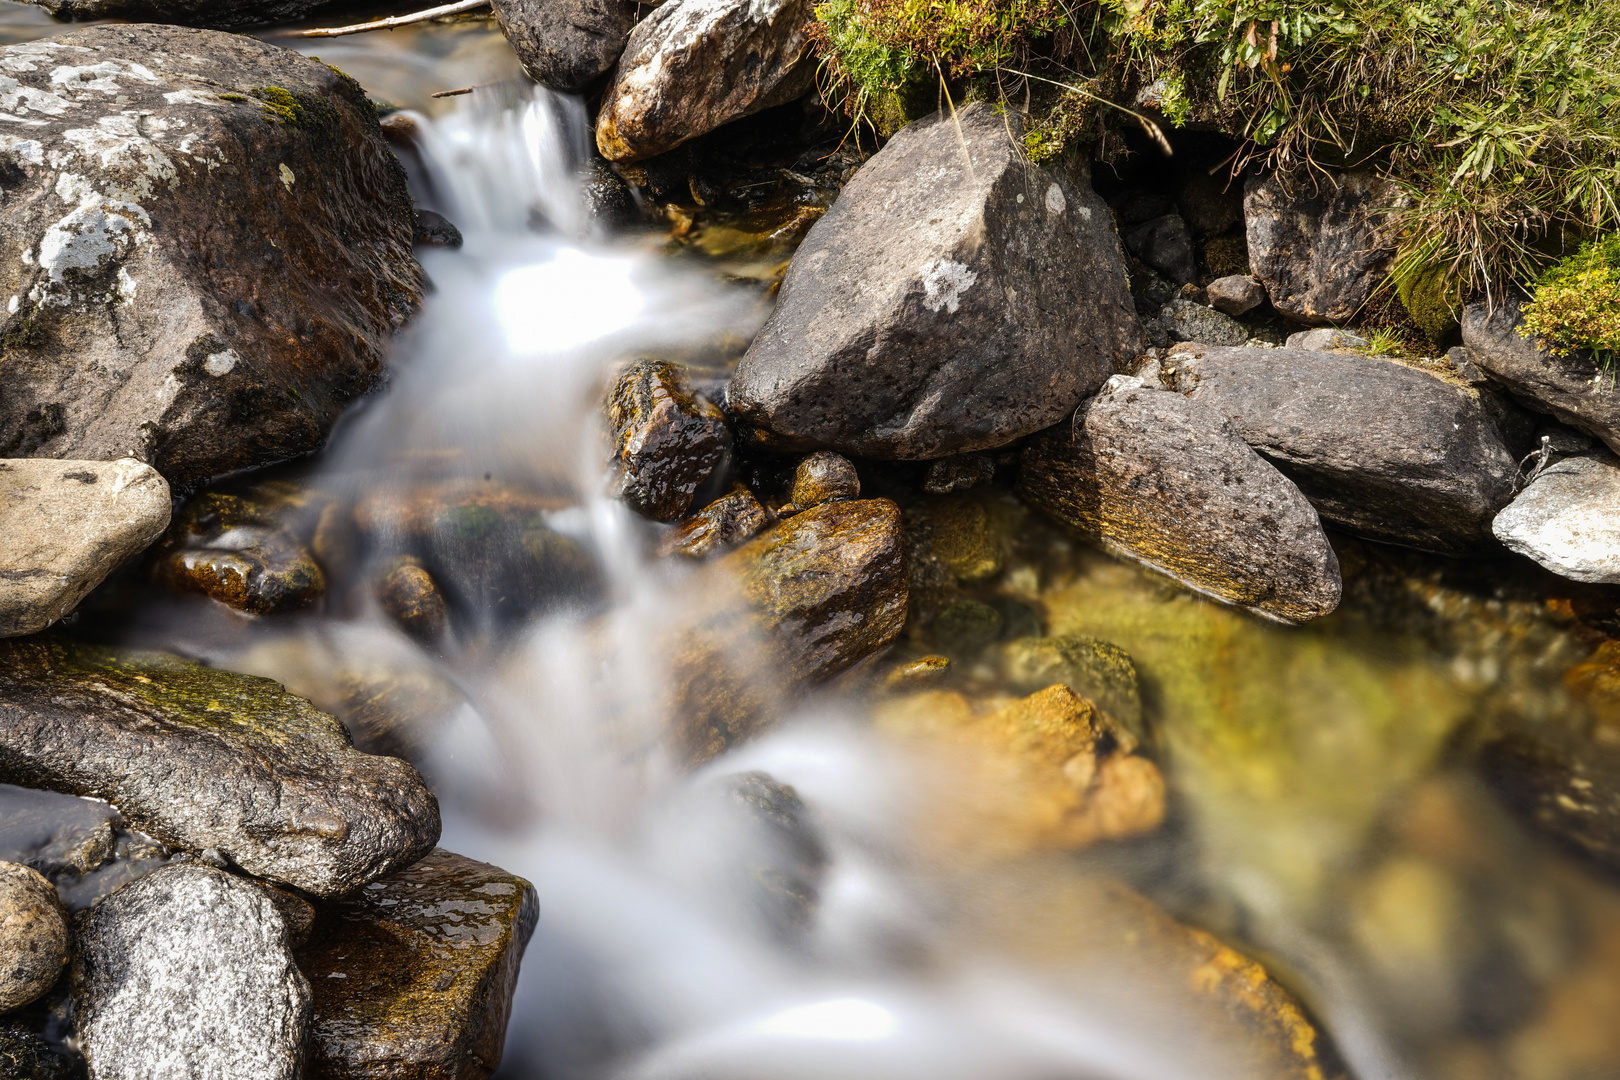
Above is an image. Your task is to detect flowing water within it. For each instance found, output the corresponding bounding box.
[9,9,1620,1080]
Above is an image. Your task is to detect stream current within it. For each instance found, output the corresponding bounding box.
[7,9,1620,1080]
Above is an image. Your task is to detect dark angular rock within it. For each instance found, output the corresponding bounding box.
[1206,274,1267,317]
[0,29,420,491]
[789,451,859,509]
[296,849,538,1080]
[1159,298,1248,346]
[922,453,995,494]
[606,360,732,522]
[1171,344,1521,552]
[729,103,1143,459]
[0,861,69,1013]
[1244,168,1398,325]
[658,486,771,559]
[412,209,463,250]
[493,0,636,92]
[1017,385,1341,623]
[0,636,440,897]
[1124,213,1199,285]
[151,490,326,615]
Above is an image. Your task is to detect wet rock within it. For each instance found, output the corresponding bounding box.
[999,635,1144,743]
[1245,168,1399,325]
[1124,213,1199,285]
[20,0,337,26]
[72,863,310,1080]
[1286,327,1369,351]
[606,360,732,522]
[1173,344,1522,552]
[1493,454,1620,583]
[922,453,995,494]
[595,0,814,161]
[374,557,450,643]
[0,862,69,1013]
[582,158,638,227]
[0,29,419,491]
[493,0,635,92]
[929,599,1005,657]
[789,451,859,509]
[0,1018,77,1079]
[0,458,170,637]
[1463,295,1620,455]
[911,497,1004,583]
[659,486,772,559]
[0,636,440,897]
[297,848,538,1080]
[729,103,1143,459]
[1,785,174,913]
[1481,715,1620,876]
[884,654,951,689]
[412,209,463,250]
[1159,297,1248,346]
[1017,388,1342,624]
[152,491,325,615]
[1206,274,1267,316]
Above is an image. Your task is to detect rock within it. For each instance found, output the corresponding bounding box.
[1245,168,1399,325]
[19,0,336,26]
[595,0,815,161]
[1017,388,1341,624]
[788,451,859,509]
[1206,274,1267,316]
[297,849,537,1080]
[998,635,1144,743]
[0,862,69,1013]
[0,458,170,637]
[606,360,732,522]
[0,1018,77,1079]
[373,557,449,643]
[1444,345,1493,388]
[493,0,635,92]
[883,654,951,689]
[72,863,310,1080]
[658,486,771,559]
[922,453,995,494]
[0,636,440,897]
[1123,213,1199,285]
[1463,295,1620,455]
[0,29,419,490]
[1493,454,1620,583]
[412,209,463,250]
[1158,298,1248,346]
[930,599,1005,657]
[1172,344,1522,552]
[1285,327,1369,351]
[1177,171,1244,237]
[910,497,1004,583]
[151,490,325,615]
[1,785,173,912]
[728,103,1143,459]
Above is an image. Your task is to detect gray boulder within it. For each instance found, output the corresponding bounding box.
[1245,169,1399,325]
[0,861,69,1013]
[1017,384,1341,624]
[493,0,636,91]
[1462,295,1620,455]
[595,0,815,161]
[73,863,310,1080]
[1493,454,1620,583]
[0,636,440,897]
[1123,213,1198,285]
[0,28,420,491]
[1206,275,1266,316]
[1285,327,1369,351]
[1158,298,1248,346]
[1172,344,1522,552]
[729,103,1143,459]
[0,458,171,637]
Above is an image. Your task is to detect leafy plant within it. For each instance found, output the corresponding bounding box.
[1520,235,1620,368]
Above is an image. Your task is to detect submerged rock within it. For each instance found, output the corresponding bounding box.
[0,784,173,912]
[73,863,311,1080]
[0,458,171,637]
[1173,344,1523,552]
[729,103,1143,459]
[152,490,325,615]
[605,360,732,522]
[0,29,419,490]
[922,453,996,494]
[0,862,69,1013]
[0,636,440,897]
[998,635,1144,743]
[1493,454,1620,583]
[659,486,772,559]
[788,451,860,510]
[1245,168,1398,325]
[297,849,537,1080]
[374,557,450,643]
[493,0,636,92]
[595,0,815,161]
[1017,388,1341,624]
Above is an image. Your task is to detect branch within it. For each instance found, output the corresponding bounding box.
[295,0,489,38]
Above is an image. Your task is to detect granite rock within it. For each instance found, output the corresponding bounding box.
[0,862,69,1013]
[1493,454,1620,583]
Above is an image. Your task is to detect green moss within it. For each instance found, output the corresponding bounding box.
[1396,264,1461,345]
[1521,235,1620,367]
[250,86,341,137]
[1201,233,1249,279]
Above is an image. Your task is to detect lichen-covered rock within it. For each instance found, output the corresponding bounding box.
[493,0,636,92]
[595,0,815,161]
[0,28,420,490]
[0,861,69,1013]
[658,487,771,559]
[0,636,440,897]
[1244,168,1398,325]
[0,458,170,637]
[20,0,337,26]
[1493,454,1620,583]
[72,863,311,1080]
[1159,298,1249,346]
[297,848,538,1080]
[788,451,859,509]
[728,103,1143,459]
[151,490,325,615]
[605,360,731,522]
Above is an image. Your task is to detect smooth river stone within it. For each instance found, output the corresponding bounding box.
[297,849,538,1080]
[1493,454,1620,583]
[0,861,70,1013]
[0,636,440,897]
[0,458,171,638]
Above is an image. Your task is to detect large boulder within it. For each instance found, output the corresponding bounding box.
[1462,294,1620,454]
[0,458,170,637]
[1493,454,1620,583]
[0,861,69,1013]
[0,28,420,491]
[493,0,636,92]
[729,103,1143,459]
[1244,168,1399,325]
[19,0,336,25]
[1017,383,1341,624]
[595,0,815,161]
[1171,344,1523,552]
[72,863,311,1080]
[0,636,440,897]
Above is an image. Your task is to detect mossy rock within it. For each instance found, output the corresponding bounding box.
[1397,266,1461,345]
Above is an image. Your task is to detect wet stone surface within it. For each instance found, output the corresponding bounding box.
[152,490,326,615]
[0,861,69,1013]
[0,784,171,911]
[605,360,733,523]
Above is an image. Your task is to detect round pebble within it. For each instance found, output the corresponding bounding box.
[0,861,70,1012]
[790,451,860,509]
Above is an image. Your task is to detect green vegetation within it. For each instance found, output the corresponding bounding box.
[1520,236,1620,367]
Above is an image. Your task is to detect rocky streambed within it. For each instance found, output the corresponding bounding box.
[2,4,1620,1080]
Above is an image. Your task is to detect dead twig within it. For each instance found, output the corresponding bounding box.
[295,0,489,38]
